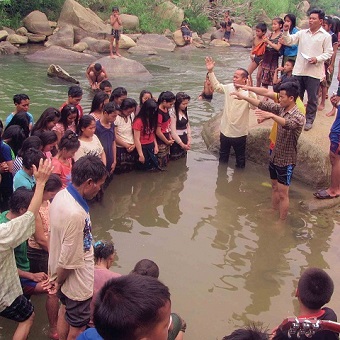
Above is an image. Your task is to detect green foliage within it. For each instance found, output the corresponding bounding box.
[185,9,211,34]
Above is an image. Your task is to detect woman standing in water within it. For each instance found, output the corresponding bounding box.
[170,92,192,160]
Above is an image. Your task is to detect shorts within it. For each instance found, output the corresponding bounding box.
[254,55,263,65]
[269,162,295,186]
[0,294,34,322]
[20,278,38,297]
[201,92,213,100]
[224,31,231,40]
[58,290,91,328]
[329,132,340,155]
[111,29,120,41]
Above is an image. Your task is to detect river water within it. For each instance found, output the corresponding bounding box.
[0,46,340,340]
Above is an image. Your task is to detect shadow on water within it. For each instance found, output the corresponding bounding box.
[1,47,340,340]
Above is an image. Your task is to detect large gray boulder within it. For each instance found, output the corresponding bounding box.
[25,45,96,63]
[137,34,176,52]
[93,56,152,80]
[119,34,137,49]
[58,0,110,35]
[0,41,19,55]
[154,1,184,28]
[120,14,139,31]
[229,24,253,47]
[73,26,107,44]
[23,11,53,36]
[27,33,47,43]
[72,41,88,52]
[173,30,185,47]
[45,25,74,49]
[80,37,109,53]
[128,45,158,55]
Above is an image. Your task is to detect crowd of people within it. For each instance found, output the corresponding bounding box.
[0,5,340,340]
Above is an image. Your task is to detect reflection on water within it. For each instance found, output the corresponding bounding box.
[1,47,340,340]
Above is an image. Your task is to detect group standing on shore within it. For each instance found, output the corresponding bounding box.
[1,4,340,340]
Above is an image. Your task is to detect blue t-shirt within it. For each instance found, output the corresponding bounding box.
[13,169,35,190]
[5,112,34,126]
[283,26,299,57]
[95,120,115,172]
[0,141,14,189]
[77,328,103,340]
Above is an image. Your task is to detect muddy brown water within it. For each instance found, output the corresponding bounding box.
[0,46,340,340]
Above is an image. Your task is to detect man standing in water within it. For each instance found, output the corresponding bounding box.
[232,82,305,220]
[48,155,107,340]
[281,9,333,131]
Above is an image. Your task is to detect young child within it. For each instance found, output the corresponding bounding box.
[205,56,256,168]
[198,73,214,100]
[132,98,159,171]
[261,17,283,88]
[99,80,113,97]
[52,131,80,189]
[247,22,267,87]
[110,6,122,58]
[319,16,338,112]
[95,102,119,175]
[221,14,235,43]
[273,59,295,92]
[74,115,106,166]
[273,268,337,340]
[13,148,46,190]
[281,14,299,66]
[156,91,176,167]
[180,21,193,44]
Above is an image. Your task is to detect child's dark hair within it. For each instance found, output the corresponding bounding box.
[255,22,267,33]
[220,21,227,29]
[2,125,26,156]
[72,155,108,186]
[112,6,119,11]
[44,173,62,193]
[297,267,334,310]
[99,80,112,91]
[8,187,34,214]
[134,98,158,136]
[94,63,102,72]
[131,259,160,278]
[103,102,120,114]
[59,104,79,131]
[273,17,284,28]
[31,107,60,135]
[181,20,189,26]
[157,91,175,105]
[22,148,46,170]
[94,240,115,263]
[18,136,42,157]
[286,59,295,67]
[68,85,83,98]
[5,111,30,138]
[284,14,296,33]
[110,87,127,102]
[174,92,191,121]
[90,91,109,113]
[279,81,299,101]
[58,130,80,152]
[222,324,269,340]
[120,98,137,111]
[13,94,29,105]
[94,275,170,340]
[35,130,58,150]
[76,115,95,136]
[139,90,153,106]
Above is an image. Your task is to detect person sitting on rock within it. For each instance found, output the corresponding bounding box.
[86,63,108,91]
[180,21,193,44]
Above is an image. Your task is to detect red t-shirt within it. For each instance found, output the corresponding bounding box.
[60,102,83,119]
[132,118,155,145]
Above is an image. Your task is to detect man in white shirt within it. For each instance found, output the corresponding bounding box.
[205,56,256,168]
[281,9,333,131]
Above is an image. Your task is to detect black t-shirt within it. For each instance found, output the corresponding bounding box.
[274,307,339,340]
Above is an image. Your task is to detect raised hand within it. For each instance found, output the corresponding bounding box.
[205,56,215,72]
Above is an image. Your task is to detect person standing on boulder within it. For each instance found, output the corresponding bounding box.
[110,6,122,58]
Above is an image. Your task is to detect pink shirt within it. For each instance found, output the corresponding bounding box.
[51,157,72,189]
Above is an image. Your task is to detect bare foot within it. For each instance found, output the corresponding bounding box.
[326,108,336,117]
[110,53,116,59]
[116,52,122,57]
[317,103,325,111]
